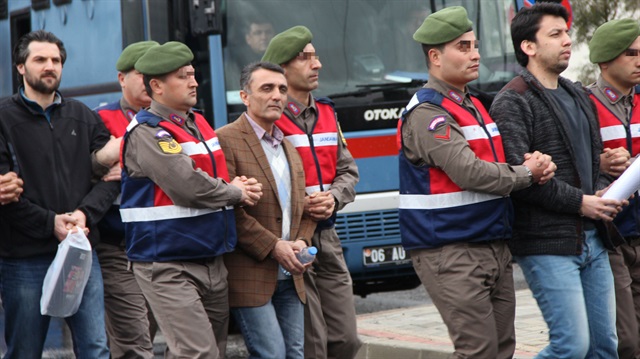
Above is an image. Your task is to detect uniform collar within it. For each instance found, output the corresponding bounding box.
[596,76,632,105]
[284,94,316,119]
[119,97,138,121]
[149,99,192,127]
[426,76,468,105]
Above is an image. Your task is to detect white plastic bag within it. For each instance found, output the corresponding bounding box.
[40,227,93,317]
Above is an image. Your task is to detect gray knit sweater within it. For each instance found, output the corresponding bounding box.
[490,70,622,255]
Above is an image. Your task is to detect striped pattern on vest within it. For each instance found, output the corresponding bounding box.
[120,109,236,261]
[276,100,338,195]
[591,90,640,158]
[95,100,131,244]
[398,88,512,250]
[590,88,640,238]
[96,100,131,137]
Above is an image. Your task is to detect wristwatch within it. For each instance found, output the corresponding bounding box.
[524,165,534,186]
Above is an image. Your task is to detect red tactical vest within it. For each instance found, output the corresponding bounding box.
[120,110,235,261]
[591,91,640,156]
[276,101,338,194]
[398,88,511,249]
[96,101,134,137]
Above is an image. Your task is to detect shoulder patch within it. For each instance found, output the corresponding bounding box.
[434,125,451,141]
[157,138,182,154]
[428,115,447,131]
[155,129,172,139]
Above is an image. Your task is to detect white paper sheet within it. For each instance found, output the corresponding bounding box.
[602,156,640,201]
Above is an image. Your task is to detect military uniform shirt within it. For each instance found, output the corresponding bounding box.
[589,76,636,126]
[401,76,531,196]
[282,95,359,210]
[124,100,242,209]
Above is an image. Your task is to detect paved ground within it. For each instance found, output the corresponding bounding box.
[38,287,549,358]
[223,287,549,358]
[354,289,549,359]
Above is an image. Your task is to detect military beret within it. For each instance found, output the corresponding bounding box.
[589,19,640,64]
[135,41,194,76]
[413,6,473,45]
[262,26,313,65]
[115,41,160,72]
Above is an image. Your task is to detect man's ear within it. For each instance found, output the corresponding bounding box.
[521,40,536,57]
[239,90,250,107]
[428,48,442,68]
[149,78,163,97]
[117,72,126,88]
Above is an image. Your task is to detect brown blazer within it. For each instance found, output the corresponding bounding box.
[217,114,316,307]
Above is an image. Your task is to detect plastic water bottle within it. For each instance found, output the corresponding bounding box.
[283,246,318,276]
[297,246,318,264]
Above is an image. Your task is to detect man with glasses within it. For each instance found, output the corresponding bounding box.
[398,7,555,358]
[588,18,640,359]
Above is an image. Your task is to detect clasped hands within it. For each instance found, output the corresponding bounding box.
[522,151,556,185]
[305,191,335,221]
[231,175,263,206]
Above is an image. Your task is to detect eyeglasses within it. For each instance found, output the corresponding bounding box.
[296,52,320,61]
[455,40,480,52]
[625,48,640,57]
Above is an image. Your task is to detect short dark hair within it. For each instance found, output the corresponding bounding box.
[421,43,445,69]
[13,30,67,82]
[244,18,272,35]
[240,61,285,92]
[511,3,569,67]
[142,73,170,99]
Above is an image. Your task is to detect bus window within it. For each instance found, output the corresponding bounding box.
[222,0,517,104]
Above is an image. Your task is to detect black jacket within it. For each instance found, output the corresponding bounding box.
[0,91,119,258]
[490,70,622,255]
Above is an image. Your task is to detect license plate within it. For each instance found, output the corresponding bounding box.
[363,245,411,266]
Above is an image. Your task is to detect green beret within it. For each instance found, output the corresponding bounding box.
[413,6,473,45]
[134,41,194,76]
[115,41,160,72]
[589,19,640,63]
[262,26,313,65]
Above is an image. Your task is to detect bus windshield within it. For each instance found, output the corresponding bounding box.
[222,0,517,104]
